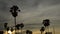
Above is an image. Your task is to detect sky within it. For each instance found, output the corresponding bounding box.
[0,0,60,34]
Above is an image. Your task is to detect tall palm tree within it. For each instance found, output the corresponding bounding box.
[40,27,45,34]
[4,23,8,30]
[10,5,20,34]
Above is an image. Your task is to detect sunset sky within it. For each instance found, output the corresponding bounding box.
[0,0,60,34]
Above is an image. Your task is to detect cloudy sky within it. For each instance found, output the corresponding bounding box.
[0,0,60,34]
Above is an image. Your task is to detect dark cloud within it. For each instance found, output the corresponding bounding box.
[0,0,60,30]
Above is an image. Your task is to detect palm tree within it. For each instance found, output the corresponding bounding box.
[10,5,20,34]
[42,19,50,27]
[40,27,45,34]
[42,19,50,32]
[15,24,20,30]
[15,24,20,34]
[29,31,32,34]
[7,27,10,31]
[4,23,8,30]
[15,23,24,34]
[26,30,32,34]
[11,27,14,32]
[26,30,30,34]
[20,23,24,34]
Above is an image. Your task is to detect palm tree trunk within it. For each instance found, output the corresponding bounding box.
[53,26,55,34]
[41,31,43,34]
[14,17,16,34]
[21,28,22,34]
[46,26,49,32]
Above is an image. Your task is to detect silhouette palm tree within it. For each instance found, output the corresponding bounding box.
[42,19,50,32]
[26,30,30,34]
[15,24,20,30]
[10,5,20,17]
[11,27,14,32]
[10,5,20,34]
[40,27,45,34]
[4,23,8,30]
[15,23,24,34]
[29,31,32,34]
[42,19,50,27]
[20,23,24,34]
[7,27,10,31]
[15,24,20,34]
[26,30,32,34]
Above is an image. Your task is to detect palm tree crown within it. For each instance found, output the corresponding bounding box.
[42,19,50,27]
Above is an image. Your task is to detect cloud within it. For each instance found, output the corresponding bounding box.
[0,0,60,31]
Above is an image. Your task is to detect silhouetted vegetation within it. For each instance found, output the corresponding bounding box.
[15,24,20,30]
[9,5,20,34]
[3,5,53,34]
[26,30,32,34]
[15,23,24,34]
[11,27,14,32]
[7,27,9,31]
[20,23,24,34]
[45,32,52,34]
[40,26,45,34]
[10,5,20,17]
[42,19,50,27]
[4,23,8,30]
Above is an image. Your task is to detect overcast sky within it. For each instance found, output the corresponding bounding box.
[0,0,60,33]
